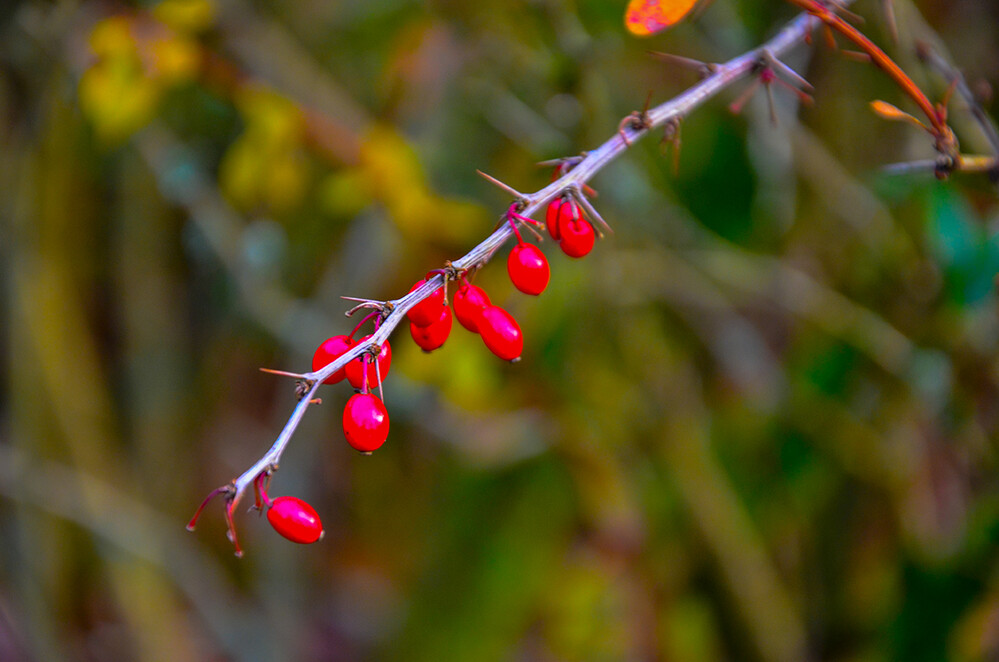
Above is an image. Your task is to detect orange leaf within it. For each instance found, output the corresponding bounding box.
[625,0,701,36]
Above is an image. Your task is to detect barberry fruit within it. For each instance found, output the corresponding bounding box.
[507,242,550,296]
[478,305,524,361]
[410,305,452,352]
[343,392,390,452]
[406,279,446,327]
[545,197,565,240]
[558,214,595,258]
[312,335,355,384]
[452,282,491,333]
[345,336,392,389]
[267,496,324,544]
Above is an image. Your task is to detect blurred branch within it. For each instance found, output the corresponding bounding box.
[0,445,258,660]
[915,41,999,156]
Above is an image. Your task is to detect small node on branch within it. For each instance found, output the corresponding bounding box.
[730,53,814,125]
[618,91,655,146]
[295,380,316,401]
[505,204,545,243]
[342,297,393,318]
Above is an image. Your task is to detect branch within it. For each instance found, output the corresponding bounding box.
[915,41,999,157]
[198,3,854,555]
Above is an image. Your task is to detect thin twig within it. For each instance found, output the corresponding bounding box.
[915,41,999,156]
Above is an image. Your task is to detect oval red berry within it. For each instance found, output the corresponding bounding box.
[406,279,446,327]
[453,283,491,333]
[507,242,550,296]
[267,496,324,544]
[545,198,563,240]
[558,215,595,258]
[410,305,452,352]
[478,305,523,361]
[345,336,392,390]
[343,392,390,452]
[312,335,355,384]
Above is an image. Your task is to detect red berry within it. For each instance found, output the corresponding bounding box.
[507,242,550,296]
[559,198,584,240]
[312,335,355,384]
[558,214,595,258]
[343,392,390,452]
[406,279,446,327]
[452,283,491,333]
[267,496,324,544]
[478,305,523,361]
[545,197,564,240]
[410,305,452,351]
[346,336,392,389]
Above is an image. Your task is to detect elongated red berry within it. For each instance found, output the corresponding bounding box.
[312,335,355,384]
[453,283,491,333]
[267,496,324,544]
[343,392,390,452]
[559,198,584,240]
[406,279,446,327]
[410,305,452,351]
[558,214,595,258]
[508,242,550,296]
[346,336,392,389]
[478,305,523,361]
[545,197,564,240]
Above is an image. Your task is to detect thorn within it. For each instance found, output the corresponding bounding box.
[761,50,814,92]
[477,170,525,199]
[823,25,837,51]
[840,50,872,63]
[660,117,682,175]
[765,81,778,126]
[729,78,761,115]
[882,0,898,42]
[833,5,865,25]
[570,187,613,236]
[940,77,959,116]
[648,51,717,78]
[536,155,584,169]
[260,367,308,379]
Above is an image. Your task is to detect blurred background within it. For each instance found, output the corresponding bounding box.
[2,0,999,660]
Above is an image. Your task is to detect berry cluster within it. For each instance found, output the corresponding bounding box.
[308,194,601,464]
[312,324,392,454]
[545,196,595,258]
[191,179,604,555]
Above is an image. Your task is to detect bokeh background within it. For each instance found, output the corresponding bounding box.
[3,0,999,660]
